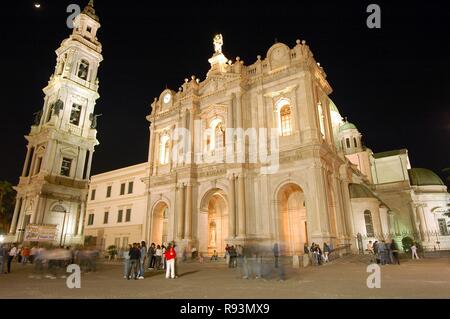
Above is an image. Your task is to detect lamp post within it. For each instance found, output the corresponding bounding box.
[57,202,69,248]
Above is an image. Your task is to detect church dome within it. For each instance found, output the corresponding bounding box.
[408,168,445,186]
[339,121,357,132]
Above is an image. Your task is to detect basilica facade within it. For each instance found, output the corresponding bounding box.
[85,35,449,256]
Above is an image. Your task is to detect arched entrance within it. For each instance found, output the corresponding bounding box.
[277,183,308,256]
[199,189,228,256]
[151,201,169,245]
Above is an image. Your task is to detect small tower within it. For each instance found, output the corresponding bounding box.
[339,120,363,155]
[207,34,229,77]
[8,1,103,245]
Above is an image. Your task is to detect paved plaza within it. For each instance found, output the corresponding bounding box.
[1,256,450,299]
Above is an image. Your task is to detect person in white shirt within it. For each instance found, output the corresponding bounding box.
[7,244,18,273]
[411,243,420,260]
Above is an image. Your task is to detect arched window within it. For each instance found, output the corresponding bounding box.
[78,60,89,80]
[159,135,170,165]
[364,210,375,237]
[353,137,358,148]
[280,105,292,136]
[215,124,225,149]
[346,138,350,148]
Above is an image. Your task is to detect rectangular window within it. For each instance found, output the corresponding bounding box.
[128,182,134,194]
[126,209,131,222]
[60,158,72,177]
[87,214,94,226]
[106,186,112,198]
[120,183,126,195]
[70,103,82,126]
[103,211,109,224]
[122,237,129,250]
[114,237,120,249]
[117,210,123,223]
[438,219,449,236]
[91,189,96,201]
[87,26,92,33]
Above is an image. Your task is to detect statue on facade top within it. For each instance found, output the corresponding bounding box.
[213,34,223,54]
[90,113,102,129]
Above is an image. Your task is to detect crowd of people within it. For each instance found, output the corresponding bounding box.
[121,241,178,280]
[366,239,402,265]
[0,243,99,279]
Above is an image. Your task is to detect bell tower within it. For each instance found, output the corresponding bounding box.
[8,1,103,245]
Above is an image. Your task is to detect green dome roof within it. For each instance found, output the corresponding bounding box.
[339,121,357,132]
[408,168,445,186]
[329,99,340,113]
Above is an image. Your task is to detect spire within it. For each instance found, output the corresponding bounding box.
[82,0,99,22]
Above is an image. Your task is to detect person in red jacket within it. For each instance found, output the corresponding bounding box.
[164,243,177,279]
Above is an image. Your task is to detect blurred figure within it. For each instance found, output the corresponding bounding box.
[123,244,131,278]
[391,240,400,265]
[378,240,386,265]
[225,244,230,266]
[411,243,419,260]
[198,252,204,264]
[147,243,156,269]
[139,241,147,279]
[323,242,330,263]
[210,250,219,261]
[155,245,162,270]
[30,245,38,264]
[127,243,141,280]
[191,247,198,260]
[21,246,31,265]
[7,244,17,273]
[165,243,177,279]
[0,244,8,274]
[273,243,280,268]
[229,246,237,268]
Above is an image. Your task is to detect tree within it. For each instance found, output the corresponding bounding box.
[0,181,16,234]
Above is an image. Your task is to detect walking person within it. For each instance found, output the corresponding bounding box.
[165,244,177,279]
[127,243,141,280]
[139,241,147,279]
[411,243,420,260]
[0,244,8,274]
[323,242,330,263]
[21,246,30,265]
[155,245,162,270]
[123,244,131,278]
[7,244,17,273]
[273,243,280,268]
[148,243,156,269]
[390,240,400,265]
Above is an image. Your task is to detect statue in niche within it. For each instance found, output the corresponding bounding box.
[33,110,43,126]
[53,99,64,116]
[213,34,223,54]
[89,113,102,129]
[209,221,217,247]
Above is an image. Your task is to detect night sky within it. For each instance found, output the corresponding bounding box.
[1,0,449,186]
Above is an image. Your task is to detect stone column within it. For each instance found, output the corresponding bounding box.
[177,184,185,240]
[85,150,94,180]
[417,205,429,242]
[184,183,193,239]
[9,198,22,235]
[21,147,32,176]
[228,174,236,239]
[237,174,246,238]
[77,201,86,236]
[340,179,355,238]
[236,93,243,129]
[30,196,41,224]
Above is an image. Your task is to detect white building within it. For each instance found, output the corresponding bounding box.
[84,163,148,250]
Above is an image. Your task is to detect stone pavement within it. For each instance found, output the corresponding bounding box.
[1,256,450,299]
